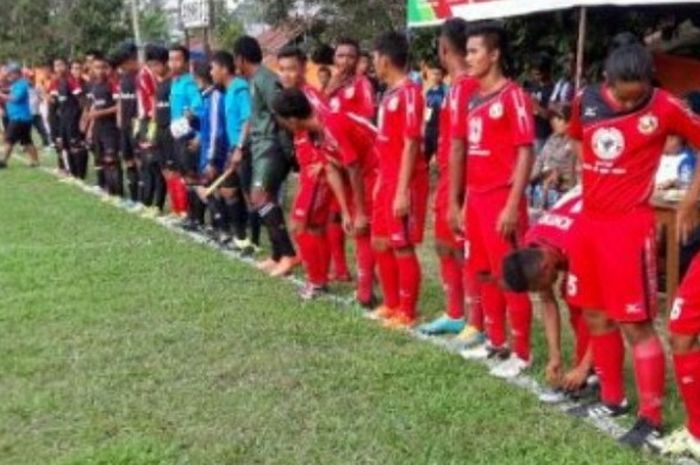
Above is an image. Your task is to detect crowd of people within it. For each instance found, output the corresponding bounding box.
[4,18,700,459]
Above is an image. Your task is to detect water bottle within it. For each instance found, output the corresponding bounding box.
[678,152,696,190]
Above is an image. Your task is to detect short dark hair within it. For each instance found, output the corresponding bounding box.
[84,49,101,59]
[531,52,552,74]
[273,87,312,120]
[467,20,512,75]
[277,45,307,63]
[318,66,331,76]
[311,44,335,66]
[169,44,190,62]
[193,61,212,83]
[441,18,469,55]
[145,44,169,64]
[336,37,360,54]
[233,36,263,64]
[604,44,654,84]
[91,51,107,64]
[609,32,640,54]
[502,247,545,293]
[112,42,138,67]
[211,50,235,73]
[373,31,410,69]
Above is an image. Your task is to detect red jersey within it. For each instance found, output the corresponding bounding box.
[525,187,582,255]
[466,81,535,193]
[570,86,700,216]
[137,66,156,119]
[294,83,333,171]
[321,111,376,178]
[328,74,375,121]
[436,75,478,196]
[375,79,425,184]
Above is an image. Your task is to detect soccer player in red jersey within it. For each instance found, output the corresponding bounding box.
[502,188,601,402]
[324,37,377,283]
[369,31,428,329]
[451,22,535,379]
[272,87,353,299]
[566,42,700,448]
[417,18,483,341]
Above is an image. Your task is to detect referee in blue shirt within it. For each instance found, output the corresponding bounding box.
[0,63,39,168]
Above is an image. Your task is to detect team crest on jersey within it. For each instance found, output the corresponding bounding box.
[592,127,625,161]
[489,102,504,119]
[388,95,400,112]
[344,86,355,99]
[637,113,658,135]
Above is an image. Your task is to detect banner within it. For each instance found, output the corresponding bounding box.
[408,0,699,27]
[181,0,210,29]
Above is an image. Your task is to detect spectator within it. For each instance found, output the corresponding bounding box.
[525,52,555,153]
[423,62,446,162]
[317,66,331,92]
[550,52,575,105]
[656,135,696,190]
[530,102,576,208]
[28,74,50,147]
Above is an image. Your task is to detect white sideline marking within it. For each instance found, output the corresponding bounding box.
[21,158,698,465]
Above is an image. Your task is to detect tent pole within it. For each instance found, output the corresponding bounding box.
[575,6,587,89]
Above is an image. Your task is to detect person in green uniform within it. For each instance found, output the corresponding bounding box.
[232,36,297,276]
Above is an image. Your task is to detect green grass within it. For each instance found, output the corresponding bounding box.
[0,162,672,465]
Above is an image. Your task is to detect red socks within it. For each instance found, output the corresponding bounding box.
[481,281,506,348]
[439,255,464,320]
[167,175,188,215]
[632,336,666,426]
[375,248,399,309]
[569,306,590,366]
[591,329,626,406]
[673,350,700,440]
[465,269,484,331]
[355,234,375,303]
[505,291,532,361]
[296,232,329,287]
[396,252,421,320]
[327,221,349,279]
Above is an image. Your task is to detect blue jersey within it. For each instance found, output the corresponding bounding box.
[224,77,251,149]
[197,86,227,173]
[170,72,202,121]
[7,78,32,122]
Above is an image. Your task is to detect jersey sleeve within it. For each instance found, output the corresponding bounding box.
[355,77,376,120]
[568,92,584,140]
[507,86,535,146]
[666,93,700,149]
[449,82,471,140]
[404,85,424,140]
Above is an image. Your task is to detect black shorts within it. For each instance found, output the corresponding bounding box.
[251,146,291,195]
[94,125,120,164]
[120,128,136,162]
[6,121,32,146]
[154,127,174,168]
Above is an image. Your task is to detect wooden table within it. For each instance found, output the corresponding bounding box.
[652,195,700,307]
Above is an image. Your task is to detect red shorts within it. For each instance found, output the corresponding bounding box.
[372,170,428,248]
[567,208,657,323]
[670,254,700,335]
[434,183,463,248]
[463,188,528,278]
[291,177,332,228]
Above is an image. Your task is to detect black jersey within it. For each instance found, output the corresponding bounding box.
[89,80,118,131]
[155,79,171,129]
[119,72,138,126]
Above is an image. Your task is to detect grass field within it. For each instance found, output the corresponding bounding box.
[0,161,676,464]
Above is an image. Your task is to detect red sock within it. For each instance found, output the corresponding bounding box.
[673,350,700,440]
[296,232,328,287]
[327,221,349,279]
[375,248,399,309]
[591,329,626,405]
[355,234,375,303]
[168,175,188,214]
[505,291,532,361]
[396,252,421,320]
[465,269,484,331]
[439,255,464,319]
[481,281,506,348]
[569,306,590,366]
[632,336,666,426]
